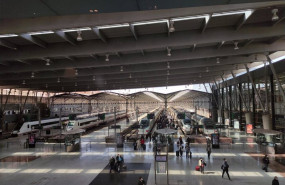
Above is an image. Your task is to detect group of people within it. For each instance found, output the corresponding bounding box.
[133,136,146,151]
[109,154,125,173]
[176,136,192,158]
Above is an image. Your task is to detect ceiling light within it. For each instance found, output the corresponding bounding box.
[61,27,91,32]
[28,31,54,35]
[75,82,77,87]
[216,58,220,64]
[129,73,132,79]
[31,72,35,78]
[22,80,26,85]
[132,19,168,26]
[169,20,175,32]
[96,23,130,29]
[75,69,78,76]
[234,42,239,50]
[167,62,170,69]
[120,66,124,72]
[167,70,170,75]
[0,34,18,38]
[135,79,138,83]
[45,58,50,66]
[77,31,83,41]
[104,81,107,85]
[105,54,109,62]
[272,9,279,21]
[206,67,209,72]
[92,76,96,81]
[45,84,48,88]
[199,73,202,78]
[57,77,60,83]
[167,47,171,57]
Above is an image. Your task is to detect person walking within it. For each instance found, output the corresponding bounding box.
[185,144,190,158]
[198,158,205,174]
[221,158,231,180]
[262,155,270,172]
[179,144,184,157]
[272,176,279,185]
[206,145,211,159]
[138,177,146,185]
[109,156,115,173]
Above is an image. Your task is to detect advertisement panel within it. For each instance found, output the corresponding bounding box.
[246,124,253,134]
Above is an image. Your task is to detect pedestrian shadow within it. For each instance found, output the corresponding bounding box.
[204,171,215,174]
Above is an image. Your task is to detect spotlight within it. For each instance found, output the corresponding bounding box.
[77,31,83,41]
[75,69,78,76]
[167,62,170,69]
[57,77,60,83]
[45,58,50,66]
[167,47,171,57]
[31,72,35,78]
[272,9,279,21]
[22,80,26,85]
[92,76,96,81]
[129,73,132,79]
[234,42,239,50]
[105,54,109,62]
[216,58,220,64]
[120,66,124,72]
[169,20,175,32]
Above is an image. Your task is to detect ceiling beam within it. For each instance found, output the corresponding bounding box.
[129,24,138,40]
[92,27,107,43]
[217,41,225,49]
[272,10,285,26]
[55,31,77,45]
[19,34,47,48]
[191,44,196,52]
[242,39,254,47]
[235,11,253,30]
[1,1,284,34]
[0,39,17,50]
[2,22,285,61]
[267,36,285,45]
[201,14,212,33]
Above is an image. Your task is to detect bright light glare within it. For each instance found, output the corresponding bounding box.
[20,169,52,173]
[132,19,168,26]
[62,27,92,32]
[171,15,209,22]
[52,169,83,173]
[96,23,130,29]
[28,31,54,35]
[0,34,18,38]
[0,169,20,173]
[212,9,253,18]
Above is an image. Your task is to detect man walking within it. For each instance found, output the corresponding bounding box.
[272,176,279,185]
[138,177,146,185]
[221,158,231,180]
[109,156,115,173]
[262,155,270,172]
[206,145,211,159]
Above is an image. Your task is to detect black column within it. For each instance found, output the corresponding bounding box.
[229,85,232,126]
[221,88,225,125]
[239,83,243,126]
[252,84,256,128]
[270,74,276,130]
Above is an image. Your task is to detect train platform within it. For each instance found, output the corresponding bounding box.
[0,126,284,185]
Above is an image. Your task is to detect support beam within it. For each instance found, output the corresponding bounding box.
[55,30,77,45]
[20,34,47,48]
[236,11,253,30]
[268,36,284,45]
[231,71,249,111]
[0,39,17,50]
[92,27,107,43]
[242,39,254,47]
[217,41,225,49]
[16,59,31,65]
[191,44,196,52]
[201,14,212,33]
[129,24,138,40]
[244,64,265,112]
[141,50,145,56]
[270,75,276,130]
[272,10,285,26]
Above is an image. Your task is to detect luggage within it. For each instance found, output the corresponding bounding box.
[195,166,200,171]
[176,151,179,157]
[134,146,137,150]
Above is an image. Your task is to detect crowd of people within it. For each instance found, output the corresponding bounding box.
[109,154,125,173]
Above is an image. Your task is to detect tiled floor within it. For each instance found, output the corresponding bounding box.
[0,124,284,185]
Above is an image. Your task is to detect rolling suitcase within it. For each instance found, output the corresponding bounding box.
[176,150,179,157]
[195,165,200,171]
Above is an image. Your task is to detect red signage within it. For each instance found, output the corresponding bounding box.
[246,124,253,134]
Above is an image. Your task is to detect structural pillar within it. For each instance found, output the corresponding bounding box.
[270,75,276,130]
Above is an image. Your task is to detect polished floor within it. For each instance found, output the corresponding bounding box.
[0,121,284,185]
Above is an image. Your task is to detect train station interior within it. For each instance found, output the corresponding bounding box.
[0,0,285,185]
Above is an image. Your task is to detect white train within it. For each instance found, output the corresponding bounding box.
[138,108,162,135]
[66,111,127,131]
[18,117,69,134]
[191,114,216,134]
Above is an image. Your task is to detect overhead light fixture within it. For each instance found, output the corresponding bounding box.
[45,58,51,66]
[167,47,171,57]
[104,81,107,85]
[120,66,124,72]
[167,70,170,75]
[87,85,90,89]
[272,9,279,21]
[77,31,83,41]
[132,19,168,26]
[75,69,78,76]
[206,67,209,72]
[234,42,239,50]
[61,27,91,32]
[169,20,175,32]
[96,23,130,29]
[135,79,138,83]
[105,54,109,62]
[31,72,35,78]
[0,34,18,38]
[129,73,132,79]
[216,58,220,64]
[57,77,60,83]
[28,31,54,35]
[167,62,170,69]
[92,75,96,81]
[75,82,77,87]
[22,80,26,85]
[199,73,202,78]
[45,84,48,88]
[62,87,64,91]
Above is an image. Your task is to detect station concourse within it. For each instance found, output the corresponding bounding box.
[0,0,285,185]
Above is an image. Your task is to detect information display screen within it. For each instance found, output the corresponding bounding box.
[155,155,167,162]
